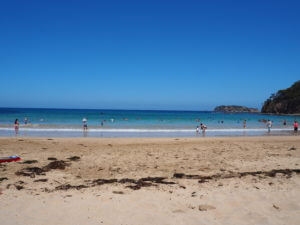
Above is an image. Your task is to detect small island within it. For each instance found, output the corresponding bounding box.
[214,105,259,113]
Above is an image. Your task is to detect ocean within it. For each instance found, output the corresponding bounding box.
[0,108,299,137]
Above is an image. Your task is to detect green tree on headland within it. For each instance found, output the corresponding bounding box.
[261,81,300,114]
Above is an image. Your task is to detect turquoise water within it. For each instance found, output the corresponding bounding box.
[0,108,299,137]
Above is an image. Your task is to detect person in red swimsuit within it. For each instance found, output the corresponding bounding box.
[294,121,299,133]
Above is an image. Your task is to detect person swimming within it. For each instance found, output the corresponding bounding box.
[283,120,287,126]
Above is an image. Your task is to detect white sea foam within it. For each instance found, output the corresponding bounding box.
[0,127,293,133]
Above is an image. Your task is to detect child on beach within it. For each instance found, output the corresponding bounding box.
[196,126,200,133]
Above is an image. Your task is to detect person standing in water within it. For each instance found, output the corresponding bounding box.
[200,123,207,137]
[294,121,298,133]
[243,120,247,128]
[82,118,88,131]
[14,119,19,134]
[267,120,272,133]
[200,123,207,133]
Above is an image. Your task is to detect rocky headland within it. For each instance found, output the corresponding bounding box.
[261,80,300,114]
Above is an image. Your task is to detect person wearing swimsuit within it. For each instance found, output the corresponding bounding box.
[14,119,19,134]
[294,121,299,133]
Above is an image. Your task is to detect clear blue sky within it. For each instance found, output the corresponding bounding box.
[1,0,299,110]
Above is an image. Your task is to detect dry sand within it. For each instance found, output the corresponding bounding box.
[0,136,300,225]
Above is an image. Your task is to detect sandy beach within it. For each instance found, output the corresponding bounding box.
[1,136,300,225]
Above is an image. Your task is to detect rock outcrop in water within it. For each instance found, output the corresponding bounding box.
[261,81,300,114]
[214,105,259,113]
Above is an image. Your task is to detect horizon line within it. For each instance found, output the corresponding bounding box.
[0,106,216,112]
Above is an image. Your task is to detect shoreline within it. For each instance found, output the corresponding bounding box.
[0,134,299,140]
[0,127,298,138]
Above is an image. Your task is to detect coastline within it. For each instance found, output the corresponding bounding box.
[0,126,297,138]
[1,136,300,225]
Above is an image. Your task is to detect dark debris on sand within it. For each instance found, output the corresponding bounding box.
[0,177,8,183]
[47,157,57,161]
[34,179,48,182]
[21,160,38,164]
[14,181,26,190]
[92,176,175,190]
[127,177,175,190]
[55,184,88,191]
[37,168,300,192]
[15,167,46,178]
[67,156,80,161]
[92,179,118,186]
[43,160,70,171]
[53,177,176,192]
[15,185,24,190]
[139,177,176,185]
[173,169,300,183]
[15,160,71,178]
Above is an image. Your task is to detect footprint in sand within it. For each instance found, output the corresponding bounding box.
[172,209,185,213]
[198,204,216,211]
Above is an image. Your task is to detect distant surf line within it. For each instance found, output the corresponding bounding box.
[0,127,293,133]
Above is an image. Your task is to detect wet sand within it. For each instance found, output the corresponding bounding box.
[1,136,300,225]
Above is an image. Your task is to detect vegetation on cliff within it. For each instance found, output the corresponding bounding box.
[261,81,300,114]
